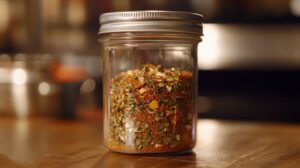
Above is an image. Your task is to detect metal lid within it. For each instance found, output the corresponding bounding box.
[99,11,203,35]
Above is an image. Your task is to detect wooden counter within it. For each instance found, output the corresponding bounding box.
[0,117,299,168]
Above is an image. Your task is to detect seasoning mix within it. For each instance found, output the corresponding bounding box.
[108,64,194,153]
[99,11,203,154]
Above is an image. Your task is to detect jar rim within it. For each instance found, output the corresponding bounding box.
[98,11,203,35]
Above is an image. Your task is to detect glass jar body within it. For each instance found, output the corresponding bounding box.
[101,32,201,154]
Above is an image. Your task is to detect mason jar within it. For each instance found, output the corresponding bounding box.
[99,11,203,154]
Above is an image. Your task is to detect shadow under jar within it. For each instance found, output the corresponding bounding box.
[99,11,203,154]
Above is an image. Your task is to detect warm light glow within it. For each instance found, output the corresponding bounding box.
[38,82,51,96]
[198,24,223,70]
[11,68,27,85]
[11,85,29,118]
[198,120,219,145]
[196,120,224,154]
[13,119,29,159]
[290,0,300,16]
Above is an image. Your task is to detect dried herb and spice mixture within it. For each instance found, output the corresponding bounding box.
[108,64,194,153]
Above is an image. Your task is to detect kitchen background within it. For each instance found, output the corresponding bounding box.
[1,0,300,122]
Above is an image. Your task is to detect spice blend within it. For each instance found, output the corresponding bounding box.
[107,64,194,153]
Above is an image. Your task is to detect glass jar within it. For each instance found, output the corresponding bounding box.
[99,11,203,154]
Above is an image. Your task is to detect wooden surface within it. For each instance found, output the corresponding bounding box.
[0,117,300,168]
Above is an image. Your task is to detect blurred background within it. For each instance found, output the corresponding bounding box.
[1,0,300,122]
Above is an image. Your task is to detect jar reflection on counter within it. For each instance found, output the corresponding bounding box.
[99,11,203,154]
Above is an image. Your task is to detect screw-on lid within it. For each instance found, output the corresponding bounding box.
[99,11,203,35]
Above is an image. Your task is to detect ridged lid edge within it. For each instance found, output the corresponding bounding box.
[99,11,203,35]
[100,10,203,24]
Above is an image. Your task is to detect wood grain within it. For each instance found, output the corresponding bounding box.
[0,117,299,168]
